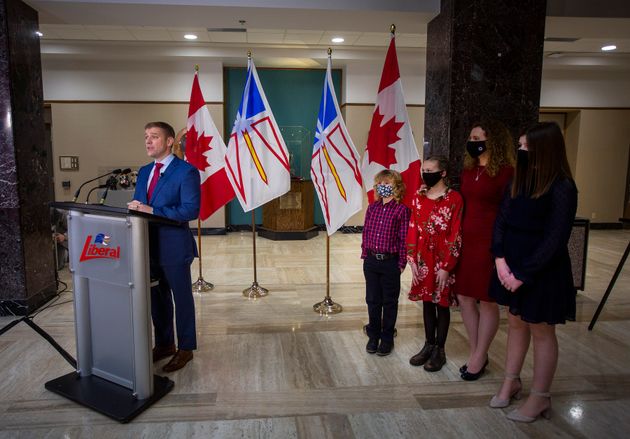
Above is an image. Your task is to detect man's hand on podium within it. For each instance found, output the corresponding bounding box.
[127,200,154,215]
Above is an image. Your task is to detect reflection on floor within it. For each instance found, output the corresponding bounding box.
[1,230,629,438]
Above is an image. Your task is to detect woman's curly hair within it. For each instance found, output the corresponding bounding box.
[463,119,515,177]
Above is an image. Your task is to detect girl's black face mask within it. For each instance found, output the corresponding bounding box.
[422,171,443,188]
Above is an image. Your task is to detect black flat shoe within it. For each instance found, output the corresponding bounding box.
[459,356,488,375]
[461,368,485,381]
[461,362,488,381]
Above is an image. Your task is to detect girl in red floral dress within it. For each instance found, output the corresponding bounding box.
[407,156,463,372]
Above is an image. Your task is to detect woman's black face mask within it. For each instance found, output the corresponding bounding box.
[466,140,487,158]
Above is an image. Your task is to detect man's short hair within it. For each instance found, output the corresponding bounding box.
[145,121,175,139]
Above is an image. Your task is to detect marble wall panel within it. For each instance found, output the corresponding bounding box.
[424,0,546,180]
[0,0,56,315]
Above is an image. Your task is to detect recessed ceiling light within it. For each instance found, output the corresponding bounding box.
[184,34,198,40]
[601,44,617,51]
[35,31,43,37]
[331,37,344,43]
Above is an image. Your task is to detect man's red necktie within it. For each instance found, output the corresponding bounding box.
[147,162,163,202]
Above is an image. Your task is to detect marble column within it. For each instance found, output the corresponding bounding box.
[0,0,56,315]
[424,0,547,178]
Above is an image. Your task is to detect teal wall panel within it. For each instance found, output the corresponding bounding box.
[224,67,342,226]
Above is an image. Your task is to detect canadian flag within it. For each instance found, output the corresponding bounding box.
[361,34,421,208]
[186,72,235,220]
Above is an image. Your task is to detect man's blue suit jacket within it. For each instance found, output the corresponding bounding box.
[133,156,201,266]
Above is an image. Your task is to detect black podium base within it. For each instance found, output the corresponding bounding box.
[45,372,174,423]
[257,226,319,240]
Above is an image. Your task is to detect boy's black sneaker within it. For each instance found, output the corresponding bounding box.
[366,338,379,354]
[376,341,393,356]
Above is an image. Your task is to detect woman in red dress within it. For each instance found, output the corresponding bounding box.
[407,156,463,372]
[456,120,515,381]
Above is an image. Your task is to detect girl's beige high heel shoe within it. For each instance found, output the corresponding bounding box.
[506,389,552,423]
[489,373,522,408]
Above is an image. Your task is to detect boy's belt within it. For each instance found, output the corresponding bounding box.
[368,251,396,261]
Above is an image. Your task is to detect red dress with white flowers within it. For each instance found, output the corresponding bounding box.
[407,188,464,307]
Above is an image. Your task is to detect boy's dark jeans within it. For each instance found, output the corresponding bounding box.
[364,255,401,343]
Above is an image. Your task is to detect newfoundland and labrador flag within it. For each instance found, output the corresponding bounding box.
[186,71,234,220]
[310,56,363,236]
[225,57,291,212]
[361,34,421,208]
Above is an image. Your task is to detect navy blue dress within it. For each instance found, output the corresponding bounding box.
[489,178,578,324]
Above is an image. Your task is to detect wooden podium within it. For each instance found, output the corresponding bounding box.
[258,179,319,240]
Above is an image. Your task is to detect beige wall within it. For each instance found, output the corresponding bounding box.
[50,101,630,227]
[342,104,425,225]
[573,109,630,223]
[50,102,226,228]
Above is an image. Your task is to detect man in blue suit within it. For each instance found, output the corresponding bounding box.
[128,121,200,372]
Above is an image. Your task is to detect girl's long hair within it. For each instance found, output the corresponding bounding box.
[511,121,573,198]
[463,119,515,177]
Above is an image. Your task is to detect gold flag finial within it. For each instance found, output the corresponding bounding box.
[194,64,199,72]
[327,47,332,57]
[390,24,396,35]
[247,50,252,59]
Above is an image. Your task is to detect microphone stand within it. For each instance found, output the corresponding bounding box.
[85,185,107,204]
[72,169,121,202]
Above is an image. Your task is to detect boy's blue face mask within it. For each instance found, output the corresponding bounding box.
[376,184,394,198]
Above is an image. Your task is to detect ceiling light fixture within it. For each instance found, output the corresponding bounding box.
[601,44,617,51]
[35,31,43,37]
[184,34,198,40]
[331,37,344,43]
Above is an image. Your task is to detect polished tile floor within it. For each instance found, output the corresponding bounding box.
[1,230,629,438]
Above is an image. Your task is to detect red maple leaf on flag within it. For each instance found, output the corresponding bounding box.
[186,125,212,171]
[366,111,404,168]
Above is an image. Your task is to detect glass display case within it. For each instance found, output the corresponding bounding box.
[280,126,313,180]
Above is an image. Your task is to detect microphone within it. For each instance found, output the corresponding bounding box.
[120,168,132,175]
[99,175,121,205]
[85,184,107,204]
[72,168,122,202]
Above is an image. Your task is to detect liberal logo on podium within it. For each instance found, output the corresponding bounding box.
[80,233,121,262]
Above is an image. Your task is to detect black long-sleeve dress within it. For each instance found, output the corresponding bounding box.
[489,178,578,324]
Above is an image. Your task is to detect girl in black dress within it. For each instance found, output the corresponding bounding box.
[488,122,578,423]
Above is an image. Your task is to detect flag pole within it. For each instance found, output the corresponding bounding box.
[313,47,342,315]
[192,218,214,293]
[243,209,269,298]
[313,233,342,314]
[187,64,214,293]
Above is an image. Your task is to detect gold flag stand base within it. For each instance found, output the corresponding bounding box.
[313,296,342,315]
[192,276,214,293]
[312,235,342,315]
[243,281,269,299]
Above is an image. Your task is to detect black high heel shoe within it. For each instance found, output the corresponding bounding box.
[460,357,489,381]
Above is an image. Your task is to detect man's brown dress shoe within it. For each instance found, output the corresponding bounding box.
[162,349,193,372]
[152,344,176,362]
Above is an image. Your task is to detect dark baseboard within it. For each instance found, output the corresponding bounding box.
[191,228,228,235]
[340,226,363,234]
[590,222,623,230]
[227,224,328,233]
[257,227,319,241]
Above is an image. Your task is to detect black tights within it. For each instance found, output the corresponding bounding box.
[423,302,450,348]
